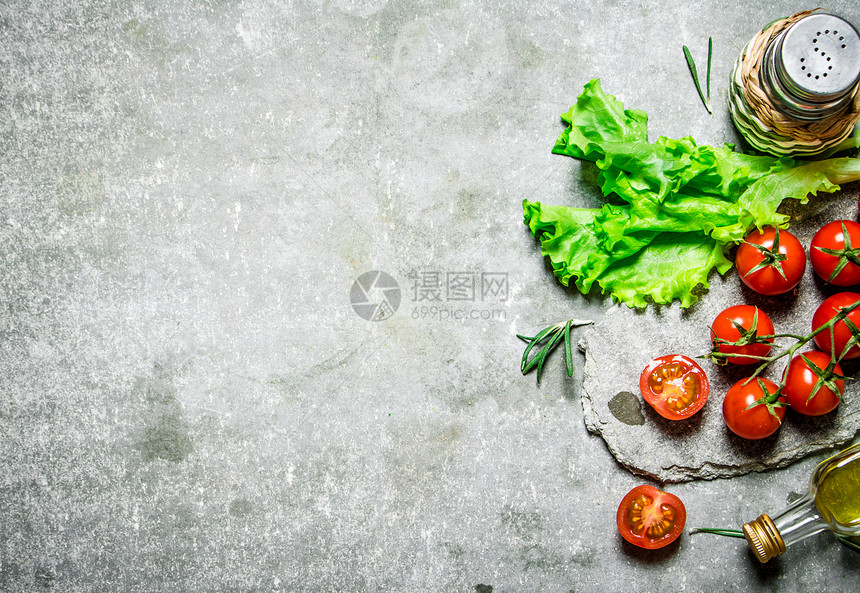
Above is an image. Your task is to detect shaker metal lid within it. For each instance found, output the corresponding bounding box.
[776,13,860,102]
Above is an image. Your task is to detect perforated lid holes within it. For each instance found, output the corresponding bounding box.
[763,13,860,120]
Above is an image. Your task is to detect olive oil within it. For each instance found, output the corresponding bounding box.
[743,442,860,562]
[814,448,860,530]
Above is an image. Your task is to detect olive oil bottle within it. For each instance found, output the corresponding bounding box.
[743,442,860,562]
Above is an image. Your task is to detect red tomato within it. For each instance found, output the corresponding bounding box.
[710,305,775,365]
[722,377,785,439]
[616,485,686,550]
[811,292,860,360]
[810,220,860,286]
[782,351,844,416]
[639,354,709,420]
[735,227,806,295]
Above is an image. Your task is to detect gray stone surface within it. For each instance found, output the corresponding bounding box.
[2,1,860,592]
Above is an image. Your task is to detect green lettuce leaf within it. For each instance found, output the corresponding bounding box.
[524,79,860,308]
[523,199,732,308]
[597,232,733,309]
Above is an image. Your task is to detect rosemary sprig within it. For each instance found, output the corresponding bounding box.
[692,528,860,555]
[683,38,713,115]
[517,319,593,383]
[689,527,744,538]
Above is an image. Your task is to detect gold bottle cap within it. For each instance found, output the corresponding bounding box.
[742,514,787,563]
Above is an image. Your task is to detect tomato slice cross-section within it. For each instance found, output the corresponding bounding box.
[639,354,709,420]
[616,485,686,549]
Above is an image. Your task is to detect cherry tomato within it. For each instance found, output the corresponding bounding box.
[782,351,844,416]
[810,220,860,286]
[722,377,785,440]
[710,305,775,365]
[735,227,806,295]
[811,292,860,360]
[639,354,709,420]
[616,485,686,550]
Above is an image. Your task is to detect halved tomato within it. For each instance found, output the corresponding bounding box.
[616,485,686,550]
[639,354,710,420]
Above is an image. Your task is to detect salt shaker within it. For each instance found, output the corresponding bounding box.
[729,11,860,157]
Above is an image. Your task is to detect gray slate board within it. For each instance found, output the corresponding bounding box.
[580,189,860,483]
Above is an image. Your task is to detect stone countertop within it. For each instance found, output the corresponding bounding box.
[2,1,859,591]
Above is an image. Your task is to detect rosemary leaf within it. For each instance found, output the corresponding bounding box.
[684,44,712,115]
[689,527,745,538]
[563,320,573,378]
[519,324,560,372]
[534,329,566,380]
[838,535,860,553]
[706,36,713,103]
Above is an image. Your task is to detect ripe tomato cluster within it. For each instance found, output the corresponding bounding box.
[616,220,860,549]
[715,222,860,439]
[622,220,860,551]
[638,222,859,441]
[709,302,846,440]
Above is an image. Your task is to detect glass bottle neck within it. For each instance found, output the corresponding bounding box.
[743,494,830,563]
[743,443,860,562]
[770,493,829,547]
